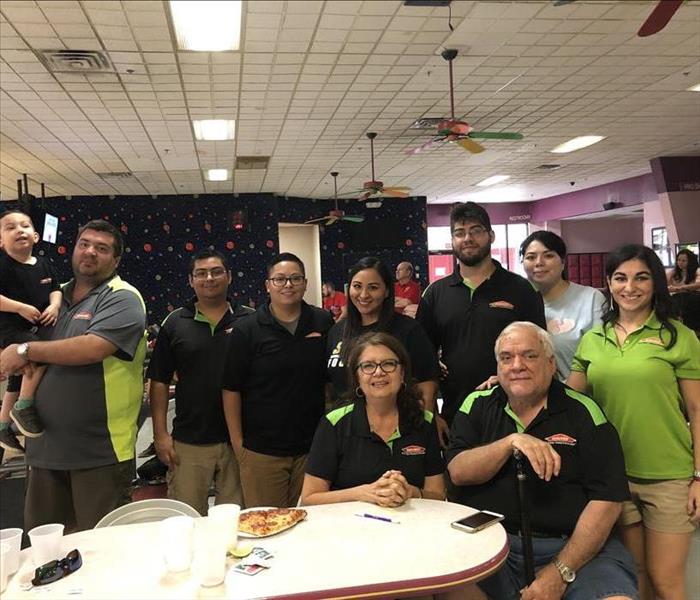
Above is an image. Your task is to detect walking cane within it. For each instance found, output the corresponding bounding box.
[514,449,535,585]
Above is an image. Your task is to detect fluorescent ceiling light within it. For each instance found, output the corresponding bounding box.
[550,135,606,154]
[687,83,700,92]
[193,120,235,141]
[170,1,242,51]
[206,169,230,181]
[476,175,510,187]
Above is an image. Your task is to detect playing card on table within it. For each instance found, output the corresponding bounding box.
[241,546,274,568]
[232,563,265,576]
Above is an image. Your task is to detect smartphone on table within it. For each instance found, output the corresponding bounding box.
[451,510,504,533]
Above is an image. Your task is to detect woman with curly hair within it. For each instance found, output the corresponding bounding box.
[568,244,700,600]
[302,332,445,506]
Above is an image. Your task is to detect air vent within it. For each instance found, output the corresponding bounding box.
[97,172,133,180]
[38,50,114,73]
[410,117,444,130]
[235,156,269,170]
[536,164,562,171]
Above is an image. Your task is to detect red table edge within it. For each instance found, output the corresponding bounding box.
[266,537,510,600]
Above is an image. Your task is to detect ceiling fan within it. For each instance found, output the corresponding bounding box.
[553,0,684,37]
[406,49,524,156]
[346,132,412,201]
[305,172,365,226]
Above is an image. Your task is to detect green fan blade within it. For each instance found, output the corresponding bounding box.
[468,131,524,140]
[343,216,365,223]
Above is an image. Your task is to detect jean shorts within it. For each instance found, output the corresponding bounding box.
[478,533,638,600]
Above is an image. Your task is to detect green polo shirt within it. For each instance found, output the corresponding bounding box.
[572,313,700,479]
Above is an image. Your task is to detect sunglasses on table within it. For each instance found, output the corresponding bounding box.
[32,549,82,587]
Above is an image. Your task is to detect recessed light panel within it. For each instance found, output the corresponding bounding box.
[193,120,235,141]
[550,136,605,154]
[170,1,242,51]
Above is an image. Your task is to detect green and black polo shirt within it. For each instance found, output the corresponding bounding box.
[446,380,629,537]
[305,401,445,490]
[147,298,254,445]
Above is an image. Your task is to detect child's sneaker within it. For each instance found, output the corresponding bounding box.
[0,427,24,452]
[10,404,43,438]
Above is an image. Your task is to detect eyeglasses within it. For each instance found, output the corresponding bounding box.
[452,225,489,239]
[192,267,228,280]
[267,275,305,287]
[32,549,82,587]
[357,359,401,375]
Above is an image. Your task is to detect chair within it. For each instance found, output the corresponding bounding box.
[94,498,200,528]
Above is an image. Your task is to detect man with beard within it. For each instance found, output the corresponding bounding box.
[0,219,147,531]
[417,202,545,445]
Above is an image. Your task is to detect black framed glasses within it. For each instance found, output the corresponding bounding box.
[267,275,305,287]
[192,267,228,280]
[358,359,401,375]
[32,549,82,587]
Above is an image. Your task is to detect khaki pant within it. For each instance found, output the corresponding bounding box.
[167,440,242,516]
[25,460,134,533]
[238,448,306,508]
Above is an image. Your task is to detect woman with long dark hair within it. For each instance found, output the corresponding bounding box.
[325,257,439,417]
[668,248,700,293]
[302,332,445,506]
[568,244,700,600]
[520,230,605,380]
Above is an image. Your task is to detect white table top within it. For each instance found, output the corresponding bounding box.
[3,500,508,600]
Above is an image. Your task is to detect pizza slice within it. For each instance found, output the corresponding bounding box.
[238,508,307,537]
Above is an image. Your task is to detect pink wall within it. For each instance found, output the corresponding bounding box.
[561,217,643,253]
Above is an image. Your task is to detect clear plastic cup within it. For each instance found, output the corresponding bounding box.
[1,542,10,593]
[207,503,240,550]
[193,518,228,587]
[0,528,22,575]
[161,516,194,572]
[28,523,64,568]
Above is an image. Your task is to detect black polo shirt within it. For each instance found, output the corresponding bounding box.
[306,401,444,490]
[0,253,60,345]
[326,314,439,400]
[222,301,334,457]
[416,260,545,423]
[147,298,254,445]
[446,380,629,537]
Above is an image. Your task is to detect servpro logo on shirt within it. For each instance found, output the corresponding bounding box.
[73,311,93,320]
[545,433,577,446]
[489,300,515,310]
[401,445,426,456]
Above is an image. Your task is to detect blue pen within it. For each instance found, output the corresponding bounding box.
[355,513,400,524]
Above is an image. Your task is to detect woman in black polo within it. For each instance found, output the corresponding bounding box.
[326,257,439,412]
[302,332,445,506]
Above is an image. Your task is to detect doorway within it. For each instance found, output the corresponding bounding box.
[278,223,322,307]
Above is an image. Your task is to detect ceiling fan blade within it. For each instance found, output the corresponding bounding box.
[382,188,411,198]
[326,217,338,226]
[468,131,524,140]
[358,191,374,201]
[457,138,485,154]
[342,215,365,223]
[305,216,331,224]
[638,0,683,37]
[405,137,443,156]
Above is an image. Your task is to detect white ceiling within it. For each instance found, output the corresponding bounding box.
[0,0,698,205]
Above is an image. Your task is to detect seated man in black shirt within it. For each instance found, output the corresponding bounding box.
[447,322,637,600]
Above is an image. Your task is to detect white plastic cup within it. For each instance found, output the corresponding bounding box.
[161,516,194,572]
[192,518,228,587]
[207,503,241,549]
[0,528,23,575]
[1,542,10,593]
[28,523,64,568]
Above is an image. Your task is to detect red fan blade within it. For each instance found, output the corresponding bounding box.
[638,0,683,37]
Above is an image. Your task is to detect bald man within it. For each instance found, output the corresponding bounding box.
[394,262,420,317]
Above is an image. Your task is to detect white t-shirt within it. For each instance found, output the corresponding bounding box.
[545,282,605,380]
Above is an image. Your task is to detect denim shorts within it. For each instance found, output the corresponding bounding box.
[478,533,639,600]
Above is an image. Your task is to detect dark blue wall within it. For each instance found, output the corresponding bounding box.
[8,193,427,324]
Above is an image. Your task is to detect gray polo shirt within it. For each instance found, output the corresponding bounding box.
[27,275,147,470]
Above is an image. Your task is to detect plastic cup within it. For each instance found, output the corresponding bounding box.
[207,503,240,550]
[192,518,228,587]
[28,523,64,568]
[0,528,22,575]
[161,516,194,573]
[1,542,10,593]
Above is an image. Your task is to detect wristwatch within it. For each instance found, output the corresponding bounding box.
[553,558,576,583]
[16,342,30,361]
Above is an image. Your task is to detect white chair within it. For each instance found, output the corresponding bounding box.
[94,498,200,528]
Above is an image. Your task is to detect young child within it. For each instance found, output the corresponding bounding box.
[0,210,62,452]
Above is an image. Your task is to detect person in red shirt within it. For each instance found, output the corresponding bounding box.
[322,281,346,322]
[394,262,421,317]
